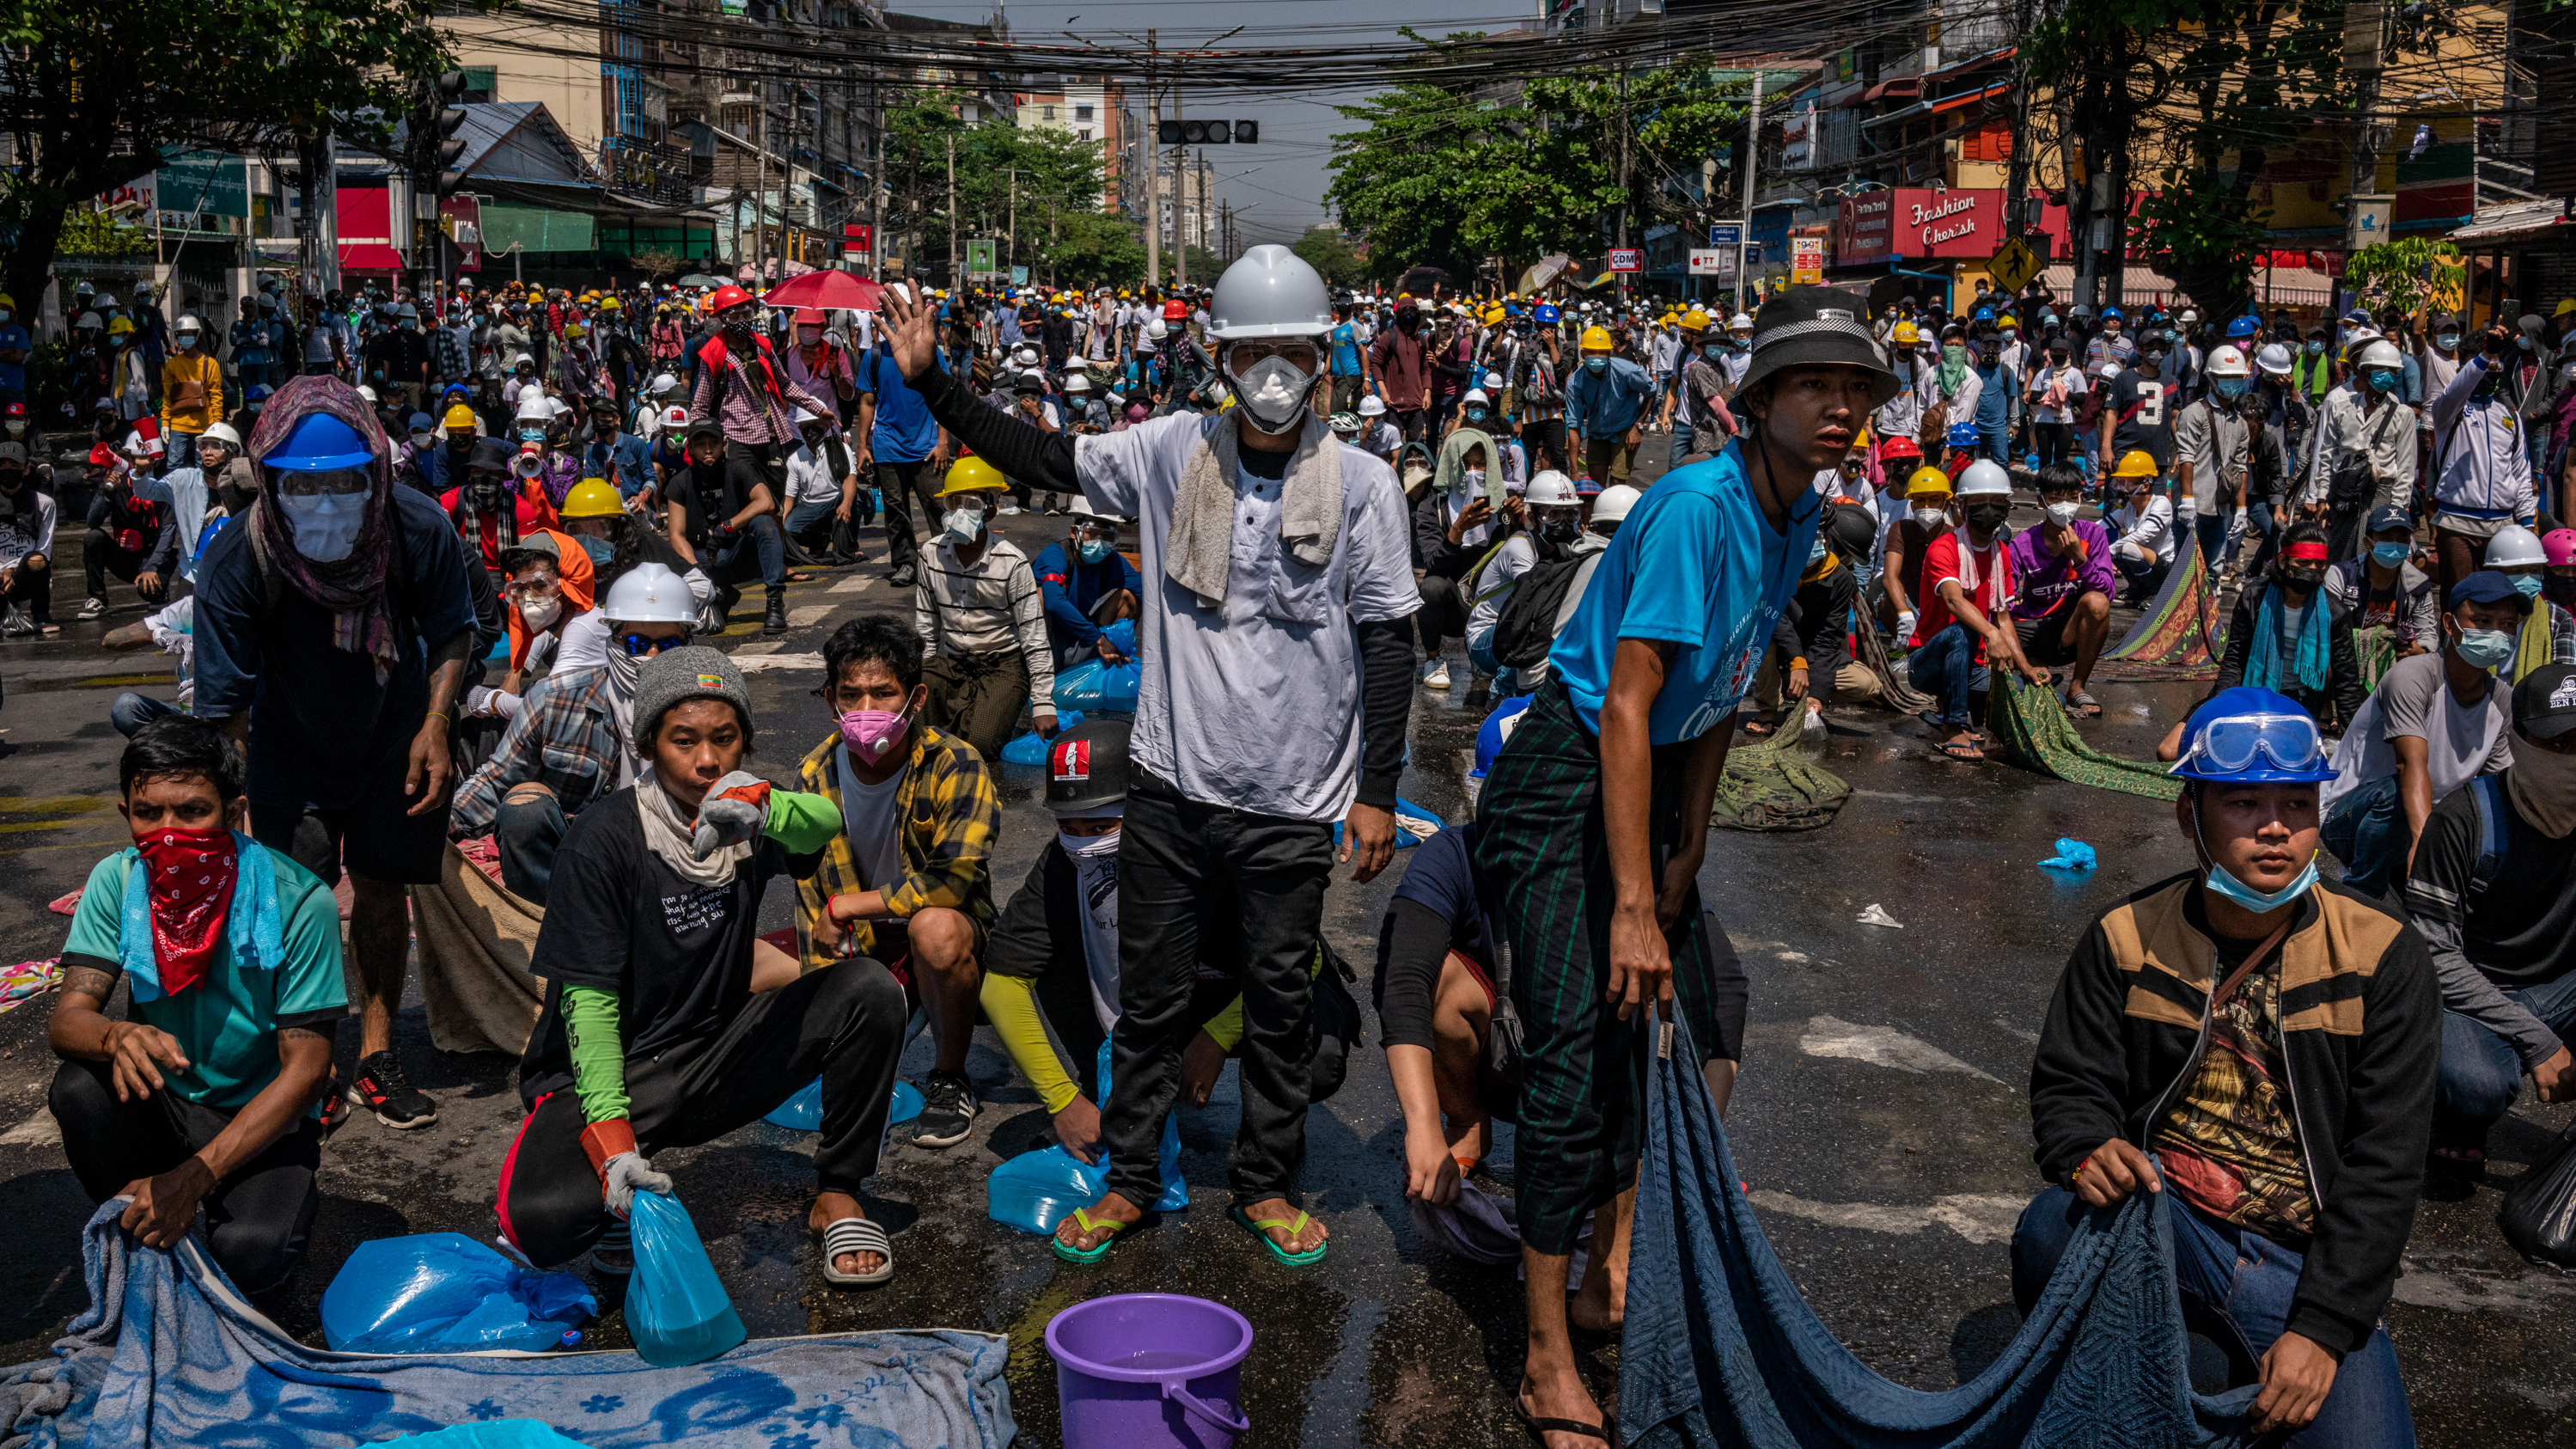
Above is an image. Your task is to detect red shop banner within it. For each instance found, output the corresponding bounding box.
[1836,188,2080,265]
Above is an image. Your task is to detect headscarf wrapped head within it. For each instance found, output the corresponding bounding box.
[243,373,400,679]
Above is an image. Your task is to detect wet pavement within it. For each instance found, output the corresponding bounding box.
[1,439,2572,1446]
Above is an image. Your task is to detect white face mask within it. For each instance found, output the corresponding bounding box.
[278,490,368,562]
[1058,826,1122,860]
[943,505,986,542]
[1459,468,1486,499]
[1227,353,1316,432]
[2044,501,2080,526]
[518,595,562,630]
[1911,504,1949,528]
[409,431,433,450]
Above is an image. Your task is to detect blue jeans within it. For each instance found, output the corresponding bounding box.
[494,789,567,906]
[702,511,784,590]
[1908,621,1987,728]
[1980,423,2011,462]
[2321,773,2408,900]
[2195,512,2234,572]
[2436,969,2576,1149]
[2012,1186,2416,1448]
[165,431,198,470]
[783,496,840,550]
[110,692,181,738]
[1668,418,1694,467]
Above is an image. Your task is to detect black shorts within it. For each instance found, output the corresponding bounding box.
[2014,606,2089,667]
[250,743,452,886]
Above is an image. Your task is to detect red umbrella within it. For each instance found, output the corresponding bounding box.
[759,270,885,312]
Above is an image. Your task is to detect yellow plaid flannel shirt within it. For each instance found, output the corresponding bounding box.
[792,724,1000,973]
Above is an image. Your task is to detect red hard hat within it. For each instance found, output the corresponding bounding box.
[1876,435,1921,463]
[794,307,827,326]
[709,284,754,314]
[1162,299,1188,321]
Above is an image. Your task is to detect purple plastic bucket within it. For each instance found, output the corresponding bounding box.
[1046,1293,1254,1449]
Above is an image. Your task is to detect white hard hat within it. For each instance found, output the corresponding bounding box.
[2207,345,2250,378]
[1728,313,1754,331]
[1525,470,1580,508]
[200,421,241,448]
[2096,360,2123,380]
[512,352,535,368]
[1062,371,1090,392]
[2355,339,2406,370]
[793,407,827,425]
[1067,494,1099,517]
[1144,317,1169,341]
[601,561,698,625]
[650,372,682,394]
[1955,459,2013,498]
[175,314,204,333]
[1463,388,1490,407]
[1589,483,1641,523]
[1011,345,1040,365]
[515,392,553,423]
[660,404,689,430]
[2256,343,2294,377]
[1357,394,1387,417]
[1207,244,1333,340]
[2487,523,2548,569]
[549,397,573,418]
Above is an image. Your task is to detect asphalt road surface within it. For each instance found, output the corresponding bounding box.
[0,438,2568,1446]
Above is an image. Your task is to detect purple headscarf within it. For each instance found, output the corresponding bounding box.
[243,374,401,679]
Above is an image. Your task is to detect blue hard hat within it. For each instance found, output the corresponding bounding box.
[2100,306,2125,321]
[2225,315,2260,339]
[264,412,375,471]
[1534,303,1560,324]
[2170,687,2335,785]
[1475,694,1535,777]
[244,384,273,401]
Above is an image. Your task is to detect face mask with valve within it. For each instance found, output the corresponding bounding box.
[943,501,989,542]
[1223,350,1319,433]
[2044,501,2080,526]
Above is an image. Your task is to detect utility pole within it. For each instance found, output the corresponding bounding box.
[946,126,960,295]
[1737,69,1762,313]
[1615,64,1631,307]
[1174,140,1189,289]
[1145,30,1161,287]
[2003,0,2036,242]
[1006,167,1017,273]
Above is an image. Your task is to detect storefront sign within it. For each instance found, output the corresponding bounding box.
[1608,248,1643,272]
[1837,187,2078,263]
[1688,248,1733,278]
[1791,235,1825,284]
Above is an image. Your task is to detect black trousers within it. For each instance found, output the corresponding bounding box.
[82,529,164,602]
[1099,767,1334,1209]
[1777,568,1856,707]
[497,959,907,1269]
[1416,572,1469,649]
[875,457,934,574]
[50,1058,324,1293]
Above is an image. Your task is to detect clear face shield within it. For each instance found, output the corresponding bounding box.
[1221,339,1323,433]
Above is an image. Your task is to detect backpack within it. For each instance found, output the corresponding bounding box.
[1491,549,1595,670]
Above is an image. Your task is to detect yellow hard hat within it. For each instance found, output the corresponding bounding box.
[1580,325,1615,352]
[937,454,1006,498]
[528,290,543,303]
[441,403,478,432]
[1904,467,1955,499]
[0,292,15,310]
[1481,304,1505,326]
[2112,449,2162,479]
[601,297,621,311]
[559,477,626,519]
[1998,314,2018,328]
[107,316,135,335]
[1680,309,1712,333]
[1890,321,1921,345]
[1854,425,1873,449]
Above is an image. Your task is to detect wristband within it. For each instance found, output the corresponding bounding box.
[580,1118,638,1179]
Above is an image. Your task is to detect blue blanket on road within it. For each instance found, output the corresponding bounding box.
[1619,1018,2262,1448]
[1,1204,1014,1449]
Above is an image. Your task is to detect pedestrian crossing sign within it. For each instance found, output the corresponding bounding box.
[1987,235,2042,296]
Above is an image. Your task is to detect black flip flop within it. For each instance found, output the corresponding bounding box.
[1515,1397,1615,1445]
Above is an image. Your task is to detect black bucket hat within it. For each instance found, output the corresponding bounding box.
[1738,287,1901,410]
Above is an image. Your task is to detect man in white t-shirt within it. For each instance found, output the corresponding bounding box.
[876,246,1418,1269]
[2320,571,2525,896]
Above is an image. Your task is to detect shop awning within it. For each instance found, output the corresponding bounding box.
[479,204,595,255]
[2449,199,2573,247]
[1931,80,2012,114]
[1845,77,1920,107]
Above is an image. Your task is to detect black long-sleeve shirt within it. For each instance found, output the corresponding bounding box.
[85,476,178,574]
[2211,578,2366,731]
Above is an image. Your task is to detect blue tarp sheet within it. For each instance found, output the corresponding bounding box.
[1619,1016,2262,1448]
[1,1203,1015,1448]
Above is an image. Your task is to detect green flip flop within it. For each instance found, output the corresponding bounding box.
[1051,1207,1129,1265]
[1230,1205,1328,1267]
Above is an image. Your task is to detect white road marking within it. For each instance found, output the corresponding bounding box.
[0,1112,62,1148]
[732,652,826,673]
[1748,1189,2029,1244]
[1799,1016,2001,1082]
[788,604,836,628]
[830,575,872,595]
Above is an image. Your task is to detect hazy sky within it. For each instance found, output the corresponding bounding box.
[889,0,1547,245]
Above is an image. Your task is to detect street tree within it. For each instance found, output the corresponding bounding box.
[0,0,459,313]
[1291,226,1364,287]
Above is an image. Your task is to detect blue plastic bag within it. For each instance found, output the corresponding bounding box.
[319,1232,594,1354]
[998,709,1085,766]
[986,1039,1186,1235]
[763,1075,924,1131]
[626,1190,745,1367]
[1053,622,1142,712]
[1332,795,1444,850]
[2037,837,2097,871]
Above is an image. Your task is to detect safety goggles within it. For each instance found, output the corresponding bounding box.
[2171,712,2325,777]
[275,468,371,498]
[504,578,561,602]
[1222,340,1320,370]
[618,629,693,657]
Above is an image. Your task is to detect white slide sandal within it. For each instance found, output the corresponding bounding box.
[821,1217,894,1287]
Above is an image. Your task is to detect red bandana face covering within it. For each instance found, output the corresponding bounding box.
[138,826,237,996]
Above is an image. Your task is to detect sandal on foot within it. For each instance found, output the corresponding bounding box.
[1513,1397,1615,1444]
[820,1217,894,1287]
[1230,1205,1328,1266]
[2067,688,2103,718]
[1052,1207,1129,1265]
[1934,740,1986,763]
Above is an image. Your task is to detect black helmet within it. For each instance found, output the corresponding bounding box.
[1827,501,1877,561]
[1046,719,1132,814]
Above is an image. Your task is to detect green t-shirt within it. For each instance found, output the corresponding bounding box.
[61,843,350,1112]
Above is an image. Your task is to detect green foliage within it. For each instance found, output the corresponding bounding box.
[882,102,1108,282]
[1291,227,1364,286]
[2345,238,2466,316]
[1041,211,1149,289]
[1325,41,1745,281]
[54,209,152,261]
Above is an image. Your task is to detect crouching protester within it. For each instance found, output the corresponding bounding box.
[47,716,348,1292]
[978,720,1360,1164]
[496,648,909,1286]
[2401,663,2576,1190]
[792,617,1002,1151]
[2019,688,2437,1446]
[1475,287,1897,1446]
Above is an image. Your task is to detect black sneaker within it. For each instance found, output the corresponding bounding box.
[349,1049,440,1129]
[909,1070,977,1148]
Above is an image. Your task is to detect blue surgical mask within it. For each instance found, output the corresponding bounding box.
[2457,627,2517,671]
[2371,542,2410,568]
[1465,407,1488,423]
[1808,538,1829,566]
[2437,333,2460,352]
[2213,376,2249,400]
[1702,344,1724,362]
[1584,357,1608,376]
[2512,573,2545,599]
[2190,804,2318,914]
[1077,538,1114,564]
[2369,368,2401,394]
[2305,340,2325,356]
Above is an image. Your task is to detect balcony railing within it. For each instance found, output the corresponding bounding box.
[599,137,697,205]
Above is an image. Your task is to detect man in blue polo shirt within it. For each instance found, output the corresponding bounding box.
[857,286,951,589]
[1475,287,1901,1446]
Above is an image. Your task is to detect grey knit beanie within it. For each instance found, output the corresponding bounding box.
[632,645,754,751]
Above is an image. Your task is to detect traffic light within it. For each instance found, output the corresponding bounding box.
[1156,119,1259,145]
[432,70,471,197]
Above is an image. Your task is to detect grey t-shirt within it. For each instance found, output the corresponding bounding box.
[2322,650,2513,817]
[834,748,909,892]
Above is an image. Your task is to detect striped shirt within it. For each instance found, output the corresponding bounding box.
[688,336,835,448]
[914,532,1056,703]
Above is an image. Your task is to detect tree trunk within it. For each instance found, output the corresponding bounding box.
[3,191,71,342]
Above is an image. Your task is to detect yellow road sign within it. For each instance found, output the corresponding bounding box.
[1987,235,2042,296]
